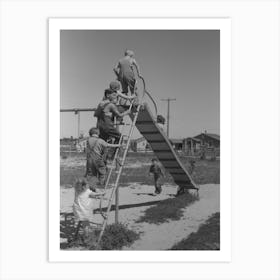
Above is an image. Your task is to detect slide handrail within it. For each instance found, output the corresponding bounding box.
[134,67,158,116]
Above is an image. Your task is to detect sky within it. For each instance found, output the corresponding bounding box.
[60,30,220,139]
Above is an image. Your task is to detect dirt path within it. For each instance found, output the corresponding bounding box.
[60,183,219,250]
[124,184,219,250]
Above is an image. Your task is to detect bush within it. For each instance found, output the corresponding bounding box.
[87,223,139,250]
[99,223,139,250]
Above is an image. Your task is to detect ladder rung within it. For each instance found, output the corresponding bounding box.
[94,211,108,218]
[95,100,143,247]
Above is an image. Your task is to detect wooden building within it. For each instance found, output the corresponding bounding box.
[183,132,220,157]
[170,138,183,151]
[130,137,148,152]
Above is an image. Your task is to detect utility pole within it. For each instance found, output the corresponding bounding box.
[161,98,176,137]
[61,108,96,143]
[74,110,81,141]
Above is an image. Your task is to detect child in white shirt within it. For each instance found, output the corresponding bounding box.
[72,178,104,244]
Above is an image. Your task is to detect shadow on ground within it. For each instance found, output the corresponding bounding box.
[60,199,162,249]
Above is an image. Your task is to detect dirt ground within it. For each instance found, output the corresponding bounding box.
[60,153,220,250]
[60,183,219,250]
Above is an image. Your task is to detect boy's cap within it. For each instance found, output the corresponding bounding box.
[109,81,120,91]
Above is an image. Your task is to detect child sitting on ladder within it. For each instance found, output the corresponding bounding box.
[70,178,104,245]
[94,84,134,121]
[149,158,164,195]
[108,81,137,123]
[96,93,131,143]
[109,80,136,106]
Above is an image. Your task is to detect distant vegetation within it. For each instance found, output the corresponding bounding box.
[60,153,220,187]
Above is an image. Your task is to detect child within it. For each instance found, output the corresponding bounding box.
[85,127,121,188]
[109,81,137,108]
[71,178,104,244]
[113,49,140,96]
[94,85,135,121]
[109,81,136,102]
[149,158,164,194]
[156,115,166,132]
[97,95,131,143]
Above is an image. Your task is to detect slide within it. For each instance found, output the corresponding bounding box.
[133,103,198,190]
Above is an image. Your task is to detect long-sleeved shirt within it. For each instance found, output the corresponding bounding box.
[149,162,163,177]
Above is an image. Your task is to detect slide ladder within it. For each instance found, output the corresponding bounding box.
[93,101,142,248]
[92,73,197,249]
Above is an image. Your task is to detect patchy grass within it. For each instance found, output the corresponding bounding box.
[179,157,220,184]
[170,212,220,250]
[136,191,199,224]
[60,153,220,187]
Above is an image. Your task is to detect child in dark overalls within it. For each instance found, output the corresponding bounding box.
[149,158,164,194]
[113,50,140,96]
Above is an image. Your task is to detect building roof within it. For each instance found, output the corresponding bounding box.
[133,136,147,143]
[170,138,183,144]
[194,133,220,141]
[205,133,220,140]
[186,137,201,142]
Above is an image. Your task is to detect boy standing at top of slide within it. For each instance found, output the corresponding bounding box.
[113,49,140,98]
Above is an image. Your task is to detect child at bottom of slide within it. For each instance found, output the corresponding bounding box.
[149,158,164,194]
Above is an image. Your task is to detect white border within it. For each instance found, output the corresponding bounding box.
[49,18,231,262]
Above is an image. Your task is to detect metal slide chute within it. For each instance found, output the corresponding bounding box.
[135,103,198,191]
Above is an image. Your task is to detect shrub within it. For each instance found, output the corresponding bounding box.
[87,223,139,250]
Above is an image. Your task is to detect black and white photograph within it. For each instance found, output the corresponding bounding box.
[49,18,231,261]
[1,1,280,279]
[58,22,225,252]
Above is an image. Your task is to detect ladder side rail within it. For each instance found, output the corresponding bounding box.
[96,103,142,247]
[102,103,132,191]
[99,104,133,214]
[98,135,123,216]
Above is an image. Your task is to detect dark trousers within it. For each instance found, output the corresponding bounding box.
[154,175,162,194]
